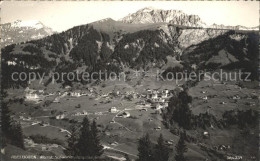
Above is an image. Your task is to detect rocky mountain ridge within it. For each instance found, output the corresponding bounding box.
[120,7,259,31]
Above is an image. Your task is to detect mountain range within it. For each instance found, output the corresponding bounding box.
[1,7,258,88]
[1,20,55,47]
[120,7,259,30]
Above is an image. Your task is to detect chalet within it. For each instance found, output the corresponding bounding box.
[74,110,88,116]
[122,112,130,118]
[1,148,5,155]
[56,114,65,120]
[147,89,152,94]
[25,93,40,100]
[137,100,146,105]
[232,95,240,100]
[153,98,160,102]
[133,93,138,99]
[220,102,226,105]
[31,121,40,125]
[191,64,197,70]
[109,107,118,113]
[140,108,148,112]
[166,140,174,145]
[162,93,168,98]
[163,102,169,108]
[154,126,161,130]
[82,110,88,115]
[23,116,31,121]
[202,96,208,100]
[53,98,60,103]
[147,93,152,99]
[144,102,152,107]
[7,61,17,66]
[203,131,209,136]
[155,103,164,110]
[152,93,158,99]
[158,98,165,103]
[25,87,33,93]
[71,92,81,97]
[163,89,169,94]
[245,102,256,106]
[88,88,94,93]
[65,85,71,89]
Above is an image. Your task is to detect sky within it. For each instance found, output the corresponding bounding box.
[1,1,259,32]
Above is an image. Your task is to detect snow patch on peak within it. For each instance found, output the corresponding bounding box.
[11,20,44,29]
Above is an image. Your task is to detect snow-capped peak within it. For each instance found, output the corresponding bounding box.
[11,20,44,29]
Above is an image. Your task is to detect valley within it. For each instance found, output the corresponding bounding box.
[1,6,259,161]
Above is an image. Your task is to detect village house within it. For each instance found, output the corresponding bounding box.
[163,102,169,108]
[158,98,165,103]
[23,116,31,121]
[161,92,168,98]
[137,100,146,105]
[232,95,241,100]
[109,107,118,113]
[87,87,94,93]
[71,92,81,97]
[154,126,161,130]
[152,93,158,99]
[7,61,17,66]
[53,97,60,103]
[202,96,208,100]
[25,93,40,101]
[132,93,138,99]
[146,89,152,94]
[65,85,71,89]
[203,131,210,138]
[220,102,227,105]
[147,93,152,99]
[155,103,164,110]
[82,110,88,115]
[74,110,88,116]
[144,102,152,107]
[56,114,65,120]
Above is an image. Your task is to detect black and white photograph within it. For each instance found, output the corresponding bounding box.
[0,1,259,161]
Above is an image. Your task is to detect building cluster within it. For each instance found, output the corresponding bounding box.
[25,87,44,102]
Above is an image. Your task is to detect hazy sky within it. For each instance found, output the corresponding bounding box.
[1,1,259,32]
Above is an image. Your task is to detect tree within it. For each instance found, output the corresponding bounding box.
[66,125,78,156]
[137,133,153,161]
[77,117,92,158]
[153,134,169,161]
[90,120,103,158]
[172,103,192,129]
[10,123,25,149]
[175,131,188,161]
[1,103,12,136]
[1,103,25,149]
[163,90,192,129]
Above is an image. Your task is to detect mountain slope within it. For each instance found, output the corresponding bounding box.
[1,18,258,88]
